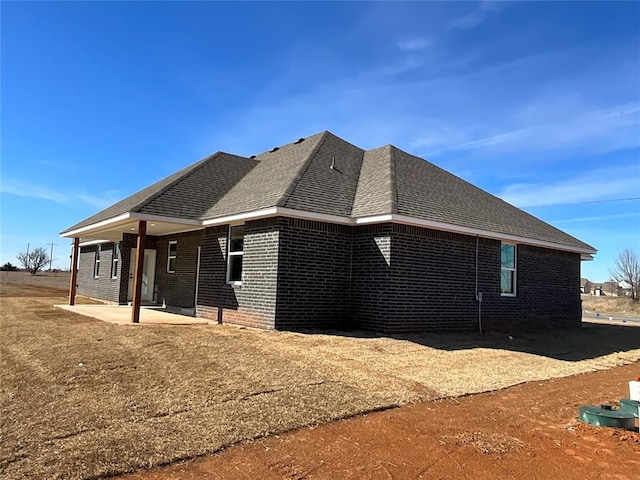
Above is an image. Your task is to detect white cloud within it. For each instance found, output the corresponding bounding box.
[449,1,503,30]
[551,212,640,224]
[1,178,122,210]
[0,179,68,203]
[427,102,640,158]
[76,191,122,209]
[396,37,433,51]
[497,165,640,208]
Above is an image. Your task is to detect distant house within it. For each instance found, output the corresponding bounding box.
[61,131,596,332]
[580,277,592,294]
[601,280,633,297]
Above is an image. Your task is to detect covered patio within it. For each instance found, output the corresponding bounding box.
[55,303,210,326]
[62,213,203,324]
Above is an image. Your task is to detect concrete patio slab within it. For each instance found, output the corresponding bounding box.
[54,304,210,326]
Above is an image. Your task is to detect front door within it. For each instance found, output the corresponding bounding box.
[127,249,156,303]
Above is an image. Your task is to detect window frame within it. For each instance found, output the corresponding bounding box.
[500,242,517,297]
[111,243,120,279]
[93,244,101,278]
[167,241,177,273]
[226,225,244,285]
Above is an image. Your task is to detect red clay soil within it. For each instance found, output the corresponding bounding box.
[118,363,640,480]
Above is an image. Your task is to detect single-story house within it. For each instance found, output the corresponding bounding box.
[61,131,596,332]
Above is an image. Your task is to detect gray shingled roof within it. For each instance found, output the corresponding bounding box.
[61,131,595,252]
[391,147,594,251]
[61,152,258,234]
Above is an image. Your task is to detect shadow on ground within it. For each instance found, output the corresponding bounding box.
[301,321,640,362]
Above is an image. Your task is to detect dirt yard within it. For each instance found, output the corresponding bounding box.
[118,364,640,480]
[1,283,639,480]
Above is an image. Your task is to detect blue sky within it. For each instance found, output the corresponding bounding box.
[1,1,639,281]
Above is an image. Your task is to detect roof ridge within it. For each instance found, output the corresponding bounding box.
[389,145,398,214]
[130,151,228,213]
[254,130,328,158]
[276,131,329,207]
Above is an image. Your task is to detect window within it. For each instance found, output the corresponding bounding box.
[111,243,120,278]
[501,242,516,295]
[227,225,244,283]
[93,245,101,278]
[167,241,177,273]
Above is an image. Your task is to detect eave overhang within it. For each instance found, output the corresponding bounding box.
[61,207,597,257]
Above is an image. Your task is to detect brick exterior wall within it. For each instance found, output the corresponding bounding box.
[76,234,160,305]
[76,218,581,333]
[480,244,582,331]
[384,225,481,333]
[274,218,352,330]
[349,224,394,331]
[77,243,120,303]
[192,218,581,332]
[154,230,202,309]
[196,219,280,329]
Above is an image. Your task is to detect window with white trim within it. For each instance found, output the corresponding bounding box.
[167,241,177,273]
[111,243,120,278]
[227,225,244,283]
[93,245,101,278]
[500,242,516,295]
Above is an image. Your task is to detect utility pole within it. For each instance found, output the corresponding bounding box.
[25,243,30,271]
[47,242,58,271]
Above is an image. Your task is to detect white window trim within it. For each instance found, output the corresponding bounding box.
[226,225,244,285]
[167,241,177,273]
[501,242,517,297]
[111,243,119,279]
[93,245,101,278]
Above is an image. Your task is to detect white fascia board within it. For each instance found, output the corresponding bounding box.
[390,213,597,255]
[61,213,131,238]
[275,207,353,225]
[202,207,354,227]
[172,206,596,256]
[129,212,202,226]
[354,214,393,224]
[78,239,111,247]
[202,207,279,226]
[62,212,203,239]
[581,254,595,261]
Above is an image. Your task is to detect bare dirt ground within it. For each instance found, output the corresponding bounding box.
[119,364,640,480]
[1,283,639,480]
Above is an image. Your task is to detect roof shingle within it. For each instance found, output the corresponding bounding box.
[61,131,595,253]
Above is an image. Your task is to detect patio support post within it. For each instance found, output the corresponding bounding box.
[69,237,79,305]
[131,220,147,324]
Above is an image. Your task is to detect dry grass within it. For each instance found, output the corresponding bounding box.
[582,294,640,316]
[0,271,70,290]
[1,285,639,480]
